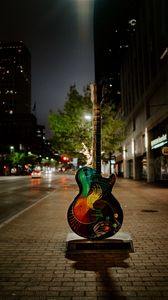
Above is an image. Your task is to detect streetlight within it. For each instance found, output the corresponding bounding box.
[84,114,92,121]
[10,146,14,153]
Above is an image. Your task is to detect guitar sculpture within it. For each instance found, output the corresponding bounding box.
[67,83,123,240]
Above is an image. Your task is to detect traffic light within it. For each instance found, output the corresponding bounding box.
[60,155,69,163]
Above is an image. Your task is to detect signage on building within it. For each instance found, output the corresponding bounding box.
[151,134,167,149]
[162,146,168,156]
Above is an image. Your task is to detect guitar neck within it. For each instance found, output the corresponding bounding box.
[91,84,102,175]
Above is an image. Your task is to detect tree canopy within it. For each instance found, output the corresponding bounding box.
[48,84,125,165]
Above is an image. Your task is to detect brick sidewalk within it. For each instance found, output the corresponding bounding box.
[0,176,167,300]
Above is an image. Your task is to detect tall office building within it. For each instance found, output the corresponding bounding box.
[0,41,37,151]
[94,0,136,105]
[0,41,31,114]
[94,0,168,183]
[118,0,168,183]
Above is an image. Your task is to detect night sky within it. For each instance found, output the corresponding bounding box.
[0,0,95,137]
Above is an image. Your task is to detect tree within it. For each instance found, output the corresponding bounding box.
[101,104,125,154]
[8,152,26,166]
[49,84,125,165]
[49,84,92,163]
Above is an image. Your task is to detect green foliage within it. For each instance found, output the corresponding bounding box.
[49,84,125,161]
[6,151,40,168]
[101,105,125,154]
[8,152,26,166]
[49,84,92,159]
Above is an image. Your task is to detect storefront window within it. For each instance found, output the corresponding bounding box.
[160,156,168,180]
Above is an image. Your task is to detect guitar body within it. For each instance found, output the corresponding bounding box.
[67,166,123,240]
[67,84,123,240]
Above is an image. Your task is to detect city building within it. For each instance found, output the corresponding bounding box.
[0,41,31,114]
[0,41,37,153]
[0,41,57,175]
[116,0,168,183]
[94,0,136,105]
[94,0,168,183]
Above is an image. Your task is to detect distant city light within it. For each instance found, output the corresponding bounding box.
[10,146,14,152]
[128,19,136,26]
[160,48,168,60]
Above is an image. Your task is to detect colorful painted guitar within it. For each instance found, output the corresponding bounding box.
[67,83,123,240]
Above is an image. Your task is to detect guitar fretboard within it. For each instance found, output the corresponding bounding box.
[91,84,101,175]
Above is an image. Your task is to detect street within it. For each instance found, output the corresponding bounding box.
[0,174,167,299]
[0,173,76,226]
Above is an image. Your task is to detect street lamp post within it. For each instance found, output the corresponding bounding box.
[10,146,14,153]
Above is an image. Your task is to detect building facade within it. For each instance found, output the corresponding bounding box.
[116,0,168,183]
[0,41,37,153]
[0,41,31,114]
[0,41,57,175]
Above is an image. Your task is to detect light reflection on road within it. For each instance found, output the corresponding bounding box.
[0,173,77,225]
[30,178,41,186]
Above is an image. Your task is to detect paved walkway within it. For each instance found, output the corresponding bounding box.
[0,175,167,300]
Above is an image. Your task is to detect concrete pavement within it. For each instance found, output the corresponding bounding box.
[0,175,167,300]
